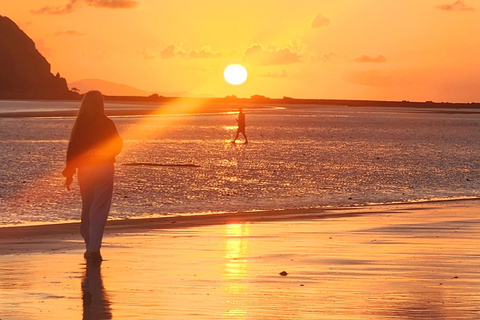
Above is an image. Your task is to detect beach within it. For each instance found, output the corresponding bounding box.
[1,200,480,319]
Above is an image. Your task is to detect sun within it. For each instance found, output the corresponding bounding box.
[224,64,248,85]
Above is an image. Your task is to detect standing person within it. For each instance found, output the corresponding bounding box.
[232,107,248,144]
[62,91,123,262]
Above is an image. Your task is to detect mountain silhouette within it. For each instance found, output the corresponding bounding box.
[69,78,215,98]
[0,15,77,99]
[69,79,154,96]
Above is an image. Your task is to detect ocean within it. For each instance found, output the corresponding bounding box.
[1,100,480,225]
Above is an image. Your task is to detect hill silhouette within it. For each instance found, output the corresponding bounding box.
[69,79,153,96]
[69,78,215,98]
[0,15,78,99]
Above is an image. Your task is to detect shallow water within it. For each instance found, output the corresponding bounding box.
[1,101,480,224]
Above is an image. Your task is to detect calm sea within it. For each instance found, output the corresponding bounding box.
[1,100,480,225]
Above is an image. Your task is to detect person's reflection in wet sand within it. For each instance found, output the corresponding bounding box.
[82,259,112,320]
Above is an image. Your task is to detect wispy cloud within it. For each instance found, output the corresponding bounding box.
[436,0,475,11]
[259,70,288,78]
[54,30,83,36]
[33,3,75,14]
[32,0,138,15]
[311,13,330,28]
[138,48,156,59]
[313,52,342,62]
[353,55,387,63]
[160,44,221,59]
[243,44,301,66]
[85,0,138,8]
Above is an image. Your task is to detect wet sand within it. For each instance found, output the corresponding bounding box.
[1,201,480,319]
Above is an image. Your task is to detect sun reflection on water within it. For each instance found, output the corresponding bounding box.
[3,103,480,224]
[223,223,250,319]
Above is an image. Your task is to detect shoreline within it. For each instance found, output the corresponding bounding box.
[1,95,479,107]
[2,101,480,118]
[2,199,479,255]
[2,196,479,229]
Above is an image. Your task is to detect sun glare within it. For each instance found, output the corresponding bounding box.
[224,64,248,85]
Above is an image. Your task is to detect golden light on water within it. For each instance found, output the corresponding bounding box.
[223,223,250,319]
[224,64,248,86]
[224,223,249,288]
[0,96,213,223]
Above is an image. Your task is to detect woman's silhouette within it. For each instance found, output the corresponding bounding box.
[63,91,123,262]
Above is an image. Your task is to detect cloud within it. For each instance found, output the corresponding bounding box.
[85,0,138,8]
[32,0,138,14]
[259,70,288,78]
[138,48,156,59]
[313,52,342,62]
[311,13,330,28]
[54,30,83,36]
[436,0,475,11]
[353,55,387,63]
[160,44,221,59]
[32,3,76,14]
[343,70,402,87]
[187,47,222,59]
[243,44,301,66]
[160,45,177,59]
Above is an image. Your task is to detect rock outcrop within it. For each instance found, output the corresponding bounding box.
[0,15,77,99]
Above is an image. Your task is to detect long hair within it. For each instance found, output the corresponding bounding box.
[70,91,108,139]
[64,90,122,175]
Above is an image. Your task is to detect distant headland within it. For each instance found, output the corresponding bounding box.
[103,94,480,109]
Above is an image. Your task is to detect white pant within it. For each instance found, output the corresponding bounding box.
[78,163,114,253]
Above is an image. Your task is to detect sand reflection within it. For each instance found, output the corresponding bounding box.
[223,223,250,319]
[82,261,112,320]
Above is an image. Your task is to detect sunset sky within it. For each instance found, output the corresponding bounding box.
[1,0,479,102]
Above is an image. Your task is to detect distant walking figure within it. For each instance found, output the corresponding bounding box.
[232,107,248,144]
[62,91,123,262]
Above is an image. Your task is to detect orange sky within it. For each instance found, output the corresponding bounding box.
[1,0,479,102]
